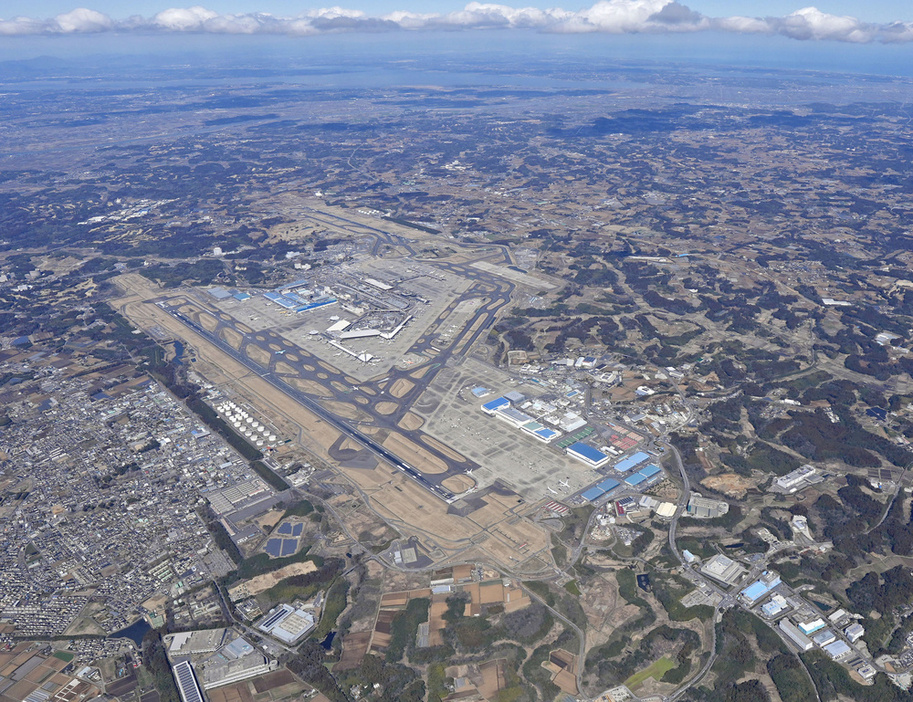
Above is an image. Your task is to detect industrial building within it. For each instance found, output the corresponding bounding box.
[166,628,229,657]
[263,279,337,313]
[623,463,662,487]
[613,451,651,473]
[172,661,205,702]
[686,494,729,519]
[772,464,822,493]
[700,554,747,585]
[761,594,789,618]
[798,618,827,636]
[479,396,561,443]
[580,478,621,503]
[565,442,610,468]
[257,604,317,644]
[823,640,853,660]
[779,620,814,652]
[519,421,561,443]
[845,623,865,643]
[740,571,781,605]
[481,397,510,414]
[198,636,278,689]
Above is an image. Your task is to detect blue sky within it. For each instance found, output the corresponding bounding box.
[1,2,910,22]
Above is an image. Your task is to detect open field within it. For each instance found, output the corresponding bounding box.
[420,435,466,462]
[222,326,244,349]
[381,432,448,474]
[245,344,272,367]
[398,412,424,430]
[625,657,676,690]
[275,361,298,376]
[442,474,476,493]
[389,378,414,398]
[199,311,220,331]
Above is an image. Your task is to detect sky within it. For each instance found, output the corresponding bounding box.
[0,2,910,23]
[3,1,913,51]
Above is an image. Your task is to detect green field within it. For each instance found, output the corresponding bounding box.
[624,657,676,689]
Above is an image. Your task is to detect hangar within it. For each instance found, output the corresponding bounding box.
[565,442,610,468]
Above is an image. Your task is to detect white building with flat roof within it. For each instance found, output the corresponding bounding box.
[257,604,316,644]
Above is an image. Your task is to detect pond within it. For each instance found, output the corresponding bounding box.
[109,618,151,648]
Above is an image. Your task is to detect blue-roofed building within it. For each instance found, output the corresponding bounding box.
[582,486,606,502]
[264,292,298,309]
[596,478,620,493]
[566,442,610,468]
[481,397,510,414]
[625,472,647,487]
[740,571,782,604]
[279,278,309,291]
[614,451,651,473]
[295,298,336,313]
[639,464,661,478]
[741,581,771,604]
[533,427,560,442]
[233,292,251,301]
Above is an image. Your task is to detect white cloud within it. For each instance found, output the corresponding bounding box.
[152,6,219,31]
[0,15,45,35]
[54,8,114,32]
[0,1,909,42]
[774,6,873,43]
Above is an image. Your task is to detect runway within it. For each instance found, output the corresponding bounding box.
[157,255,515,504]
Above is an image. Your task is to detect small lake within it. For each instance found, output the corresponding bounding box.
[109,618,152,648]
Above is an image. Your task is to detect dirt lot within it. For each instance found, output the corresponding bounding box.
[700,473,757,499]
[335,632,372,670]
[251,670,295,693]
[227,562,318,600]
[207,683,253,702]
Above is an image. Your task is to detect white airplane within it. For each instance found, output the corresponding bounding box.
[547,486,559,495]
[559,479,570,489]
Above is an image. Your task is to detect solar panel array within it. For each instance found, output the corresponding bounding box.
[173,662,204,702]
